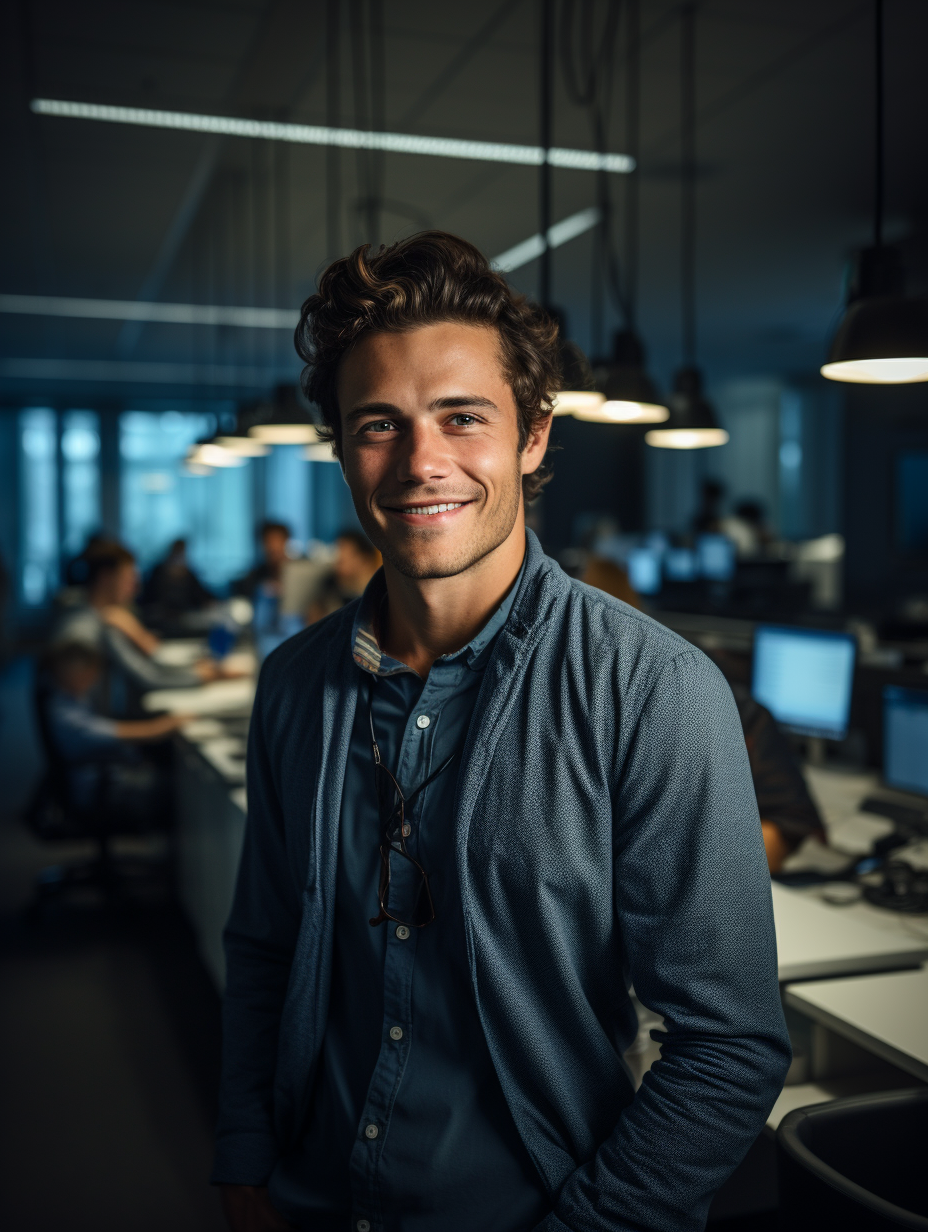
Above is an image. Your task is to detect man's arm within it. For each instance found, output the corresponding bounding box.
[537,650,791,1232]
[212,671,302,1188]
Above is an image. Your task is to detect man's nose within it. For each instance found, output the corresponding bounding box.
[395,420,452,485]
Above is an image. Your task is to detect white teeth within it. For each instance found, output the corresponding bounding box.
[402,502,462,515]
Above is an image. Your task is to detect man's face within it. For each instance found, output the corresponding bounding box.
[262,529,289,566]
[113,562,139,605]
[337,322,549,581]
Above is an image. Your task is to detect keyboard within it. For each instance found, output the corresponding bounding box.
[859,795,928,836]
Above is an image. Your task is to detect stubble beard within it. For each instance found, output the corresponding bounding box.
[357,468,524,581]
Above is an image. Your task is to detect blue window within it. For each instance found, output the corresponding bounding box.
[119,411,254,592]
[19,408,59,606]
[61,410,102,557]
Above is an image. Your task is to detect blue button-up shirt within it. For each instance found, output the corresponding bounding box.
[269,560,549,1232]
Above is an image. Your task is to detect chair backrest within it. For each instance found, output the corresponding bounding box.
[777,1089,928,1231]
[25,679,98,839]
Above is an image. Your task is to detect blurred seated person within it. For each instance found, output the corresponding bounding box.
[141,538,213,625]
[54,543,229,701]
[702,647,824,873]
[63,531,113,589]
[720,499,775,559]
[692,478,725,537]
[307,530,382,623]
[579,556,641,610]
[40,641,193,822]
[233,520,291,600]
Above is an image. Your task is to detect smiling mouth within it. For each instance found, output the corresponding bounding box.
[385,501,469,517]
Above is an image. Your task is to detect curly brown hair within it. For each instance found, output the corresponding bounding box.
[294,231,561,502]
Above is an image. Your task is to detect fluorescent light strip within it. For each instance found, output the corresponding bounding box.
[492,206,600,272]
[0,293,293,328]
[0,358,291,385]
[31,98,634,174]
[0,206,603,325]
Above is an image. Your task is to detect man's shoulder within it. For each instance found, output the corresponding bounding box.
[257,601,356,695]
[560,574,700,669]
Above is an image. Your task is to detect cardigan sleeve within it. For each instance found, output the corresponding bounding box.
[536,649,791,1232]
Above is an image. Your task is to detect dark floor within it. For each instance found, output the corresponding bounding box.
[0,811,226,1232]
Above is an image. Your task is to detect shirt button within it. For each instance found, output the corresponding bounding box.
[395,924,411,941]
[415,714,430,729]
[357,1222,371,1232]
[364,1123,379,1140]
[389,1025,404,1041]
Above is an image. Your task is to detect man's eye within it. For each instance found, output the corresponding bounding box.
[362,420,396,434]
[450,414,477,426]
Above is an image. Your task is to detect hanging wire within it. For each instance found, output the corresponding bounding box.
[326,0,342,258]
[680,1,697,367]
[539,0,554,308]
[873,0,884,249]
[624,0,640,334]
[349,0,386,247]
[558,0,626,352]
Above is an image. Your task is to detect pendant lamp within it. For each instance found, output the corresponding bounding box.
[646,3,726,451]
[644,366,728,449]
[577,0,667,426]
[550,316,605,416]
[215,427,270,457]
[574,330,669,424]
[821,2,928,384]
[248,384,323,444]
[303,438,340,462]
[186,438,248,468]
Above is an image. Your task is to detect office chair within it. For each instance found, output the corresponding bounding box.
[24,681,169,900]
[777,1089,928,1230]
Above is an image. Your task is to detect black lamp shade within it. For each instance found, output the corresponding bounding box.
[645,366,728,449]
[248,384,325,443]
[822,247,928,384]
[600,330,665,406]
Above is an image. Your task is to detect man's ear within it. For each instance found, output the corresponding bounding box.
[520,412,554,477]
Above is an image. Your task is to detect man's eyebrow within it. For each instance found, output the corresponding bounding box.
[345,394,499,426]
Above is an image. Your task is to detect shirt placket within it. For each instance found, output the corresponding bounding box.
[347,670,445,1232]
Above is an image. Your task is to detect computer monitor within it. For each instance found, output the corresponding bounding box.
[664,548,697,581]
[696,534,736,581]
[752,624,856,740]
[627,548,662,595]
[883,686,928,798]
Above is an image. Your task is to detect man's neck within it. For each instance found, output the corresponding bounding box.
[379,524,527,678]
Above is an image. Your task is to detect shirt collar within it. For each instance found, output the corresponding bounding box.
[351,549,526,678]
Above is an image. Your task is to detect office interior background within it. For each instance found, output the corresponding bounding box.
[1,1,928,1230]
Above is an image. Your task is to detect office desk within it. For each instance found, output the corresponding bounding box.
[175,732,247,989]
[772,881,928,981]
[784,968,928,1084]
[142,677,256,715]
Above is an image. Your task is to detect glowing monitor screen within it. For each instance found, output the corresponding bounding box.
[665,548,697,581]
[883,686,928,798]
[696,534,736,581]
[752,625,856,740]
[627,548,662,595]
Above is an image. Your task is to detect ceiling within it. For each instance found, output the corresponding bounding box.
[2,0,927,408]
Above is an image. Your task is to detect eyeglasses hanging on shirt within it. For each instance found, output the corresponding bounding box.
[367,677,459,930]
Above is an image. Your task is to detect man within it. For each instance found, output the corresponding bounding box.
[234,521,293,600]
[307,531,383,623]
[215,232,790,1232]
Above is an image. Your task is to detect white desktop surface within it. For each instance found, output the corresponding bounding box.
[152,639,204,667]
[772,881,928,981]
[142,677,256,715]
[784,968,928,1084]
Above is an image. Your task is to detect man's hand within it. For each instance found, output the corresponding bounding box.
[219,1185,296,1231]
